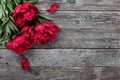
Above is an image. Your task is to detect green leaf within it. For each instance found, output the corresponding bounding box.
[0,4,6,17]
[7,0,14,14]
[37,14,51,23]
[1,0,8,16]
[0,19,8,28]
[10,21,19,32]
[25,0,37,3]
[0,5,3,19]
[0,0,20,46]
[0,20,2,25]
[6,25,11,34]
[38,14,51,21]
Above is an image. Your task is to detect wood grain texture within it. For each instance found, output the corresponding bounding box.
[34,29,120,49]
[0,66,120,80]
[1,0,120,79]
[1,49,120,66]
[1,11,120,49]
[37,0,120,10]
[45,11,120,29]
[34,11,120,48]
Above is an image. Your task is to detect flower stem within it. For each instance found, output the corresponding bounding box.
[13,0,18,6]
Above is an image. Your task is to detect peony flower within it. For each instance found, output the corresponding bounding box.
[47,2,59,13]
[21,57,29,70]
[12,2,38,28]
[33,22,60,44]
[6,34,32,54]
[20,26,34,39]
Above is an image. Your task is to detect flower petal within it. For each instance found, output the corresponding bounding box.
[21,57,29,70]
[47,2,59,13]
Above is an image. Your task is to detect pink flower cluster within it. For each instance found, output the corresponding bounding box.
[6,2,60,70]
[7,2,60,54]
[6,21,60,54]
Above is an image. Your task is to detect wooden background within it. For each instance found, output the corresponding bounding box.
[1,0,120,79]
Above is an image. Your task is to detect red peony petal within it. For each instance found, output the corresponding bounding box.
[47,2,59,13]
[21,57,29,70]
[33,22,60,44]
[12,2,38,28]
[6,40,13,50]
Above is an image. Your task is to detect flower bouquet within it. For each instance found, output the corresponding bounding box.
[0,0,60,70]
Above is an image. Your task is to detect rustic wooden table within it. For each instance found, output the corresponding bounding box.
[1,0,120,80]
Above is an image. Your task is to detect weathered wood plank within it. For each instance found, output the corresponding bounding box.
[48,11,120,29]
[1,49,120,66]
[32,11,120,48]
[37,0,120,10]
[33,29,120,48]
[0,66,120,80]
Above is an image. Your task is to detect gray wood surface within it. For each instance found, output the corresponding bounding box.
[0,66,120,80]
[37,0,120,10]
[34,29,120,49]
[1,49,120,66]
[34,11,120,48]
[1,0,120,80]
[50,11,120,29]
